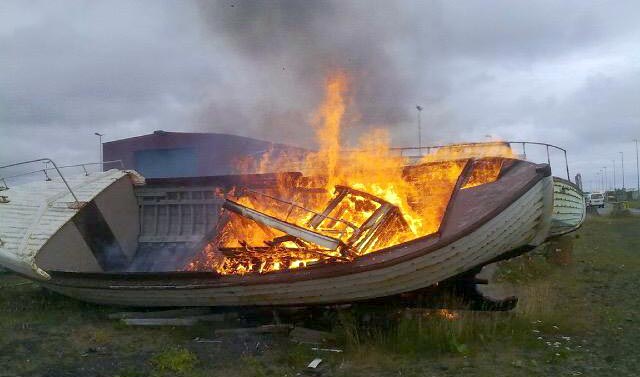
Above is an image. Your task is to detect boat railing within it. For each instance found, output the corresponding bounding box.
[389,141,571,182]
[0,159,125,205]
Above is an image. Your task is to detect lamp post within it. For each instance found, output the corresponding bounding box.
[94,132,104,171]
[612,159,616,191]
[635,139,640,199]
[602,166,608,192]
[416,105,423,155]
[619,151,625,191]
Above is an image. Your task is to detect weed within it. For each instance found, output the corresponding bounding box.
[114,368,147,377]
[241,356,268,377]
[150,347,197,375]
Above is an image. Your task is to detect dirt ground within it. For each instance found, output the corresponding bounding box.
[1,214,639,377]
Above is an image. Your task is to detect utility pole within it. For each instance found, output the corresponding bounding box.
[94,132,104,171]
[416,105,423,156]
[619,151,625,191]
[635,139,639,199]
[603,166,608,192]
[612,159,616,191]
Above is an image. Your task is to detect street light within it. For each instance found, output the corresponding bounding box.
[416,105,423,155]
[612,159,616,191]
[619,151,625,191]
[602,166,608,192]
[635,139,640,199]
[94,132,104,171]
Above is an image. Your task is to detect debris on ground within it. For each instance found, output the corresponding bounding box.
[108,307,212,320]
[214,324,293,336]
[310,347,343,353]
[193,337,223,344]
[305,358,328,375]
[289,326,336,344]
[122,318,199,326]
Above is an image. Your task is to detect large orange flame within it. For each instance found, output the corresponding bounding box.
[187,71,512,275]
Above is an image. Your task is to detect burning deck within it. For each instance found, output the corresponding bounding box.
[185,156,508,276]
[188,184,412,274]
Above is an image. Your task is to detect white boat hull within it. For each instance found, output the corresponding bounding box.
[549,177,586,237]
[42,177,553,307]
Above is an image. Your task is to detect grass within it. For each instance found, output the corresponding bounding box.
[151,347,198,375]
[626,200,640,209]
[0,214,639,376]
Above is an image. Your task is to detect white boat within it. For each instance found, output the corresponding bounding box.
[0,155,557,307]
[549,177,586,237]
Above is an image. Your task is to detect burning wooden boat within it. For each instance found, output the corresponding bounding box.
[0,152,562,307]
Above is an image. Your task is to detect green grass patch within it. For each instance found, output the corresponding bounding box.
[150,347,198,375]
[626,200,640,209]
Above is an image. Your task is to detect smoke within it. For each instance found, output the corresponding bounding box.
[196,0,415,147]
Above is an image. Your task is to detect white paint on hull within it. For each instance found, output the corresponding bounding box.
[44,177,554,307]
[549,178,586,237]
[0,170,142,279]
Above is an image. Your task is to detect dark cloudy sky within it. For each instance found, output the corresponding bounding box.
[1,0,639,191]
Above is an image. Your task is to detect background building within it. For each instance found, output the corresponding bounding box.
[103,131,307,178]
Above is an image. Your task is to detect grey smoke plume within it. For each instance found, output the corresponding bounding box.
[196,0,414,145]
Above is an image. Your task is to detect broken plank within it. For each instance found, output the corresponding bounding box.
[108,307,212,320]
[223,200,344,251]
[188,313,227,322]
[289,327,336,344]
[214,324,293,336]
[311,347,343,353]
[122,318,199,326]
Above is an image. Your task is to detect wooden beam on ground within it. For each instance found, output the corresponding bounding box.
[214,324,293,336]
[122,318,200,326]
[108,307,212,320]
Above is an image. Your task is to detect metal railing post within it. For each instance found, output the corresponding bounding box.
[546,145,550,165]
[564,150,570,181]
[44,159,81,204]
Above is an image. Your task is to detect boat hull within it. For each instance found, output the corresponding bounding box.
[1,157,556,307]
[42,176,553,307]
[549,177,586,237]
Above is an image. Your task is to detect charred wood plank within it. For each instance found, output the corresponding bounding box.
[223,200,345,251]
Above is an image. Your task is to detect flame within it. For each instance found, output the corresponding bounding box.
[421,142,514,162]
[187,71,511,275]
[437,309,459,320]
